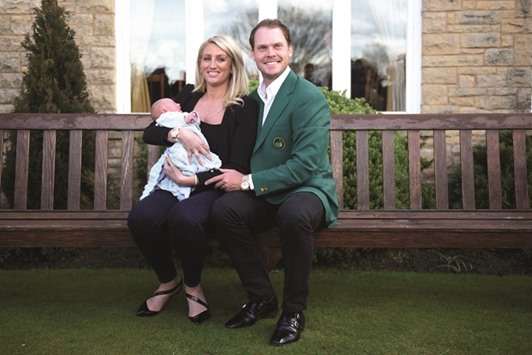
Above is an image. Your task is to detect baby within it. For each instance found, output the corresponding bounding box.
[140,98,221,201]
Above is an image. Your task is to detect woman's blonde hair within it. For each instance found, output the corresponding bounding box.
[194,35,249,107]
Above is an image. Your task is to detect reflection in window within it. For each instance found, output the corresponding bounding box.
[204,0,259,78]
[351,0,407,111]
[278,0,333,89]
[129,0,185,111]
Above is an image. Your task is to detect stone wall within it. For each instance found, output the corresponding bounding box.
[0,0,115,113]
[422,0,531,113]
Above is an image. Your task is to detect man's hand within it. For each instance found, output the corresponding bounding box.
[205,168,243,191]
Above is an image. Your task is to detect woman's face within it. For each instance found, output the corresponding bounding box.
[199,43,233,88]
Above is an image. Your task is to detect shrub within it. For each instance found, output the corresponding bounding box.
[2,0,95,210]
[448,130,532,209]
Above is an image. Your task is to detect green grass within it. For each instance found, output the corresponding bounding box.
[0,267,531,354]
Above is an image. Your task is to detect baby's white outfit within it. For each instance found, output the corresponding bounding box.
[140,111,221,201]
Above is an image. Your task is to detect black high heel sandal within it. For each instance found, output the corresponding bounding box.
[136,279,183,317]
[186,293,211,325]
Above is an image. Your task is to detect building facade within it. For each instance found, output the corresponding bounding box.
[0,0,530,114]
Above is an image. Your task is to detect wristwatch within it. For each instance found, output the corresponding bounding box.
[240,175,250,191]
[170,128,180,141]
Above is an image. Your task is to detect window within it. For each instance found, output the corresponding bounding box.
[116,0,420,113]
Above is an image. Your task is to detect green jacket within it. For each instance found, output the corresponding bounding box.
[250,71,339,227]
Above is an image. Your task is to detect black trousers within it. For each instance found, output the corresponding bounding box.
[127,189,223,286]
[211,191,325,313]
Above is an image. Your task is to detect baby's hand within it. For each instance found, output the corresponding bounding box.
[184,111,199,124]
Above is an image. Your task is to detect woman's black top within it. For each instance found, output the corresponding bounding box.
[143,84,259,190]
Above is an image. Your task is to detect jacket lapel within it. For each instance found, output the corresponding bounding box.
[254,71,298,152]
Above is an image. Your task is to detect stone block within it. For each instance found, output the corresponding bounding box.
[456,11,500,25]
[10,15,34,35]
[90,46,114,69]
[476,1,515,11]
[423,85,449,105]
[507,67,531,87]
[423,34,461,54]
[478,95,517,110]
[423,67,457,84]
[513,36,532,66]
[477,74,507,87]
[86,69,115,84]
[423,0,461,11]
[423,12,447,33]
[502,18,532,33]
[77,0,114,13]
[458,75,476,88]
[485,48,514,65]
[1,0,40,13]
[516,88,532,112]
[423,54,483,67]
[0,88,19,104]
[94,14,114,35]
[461,33,500,48]
[0,52,21,72]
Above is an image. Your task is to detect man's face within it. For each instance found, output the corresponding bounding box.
[251,26,293,86]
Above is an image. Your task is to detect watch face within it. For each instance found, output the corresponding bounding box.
[241,181,249,190]
[171,128,179,139]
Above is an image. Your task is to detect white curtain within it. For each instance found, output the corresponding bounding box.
[370,0,407,111]
[129,1,155,113]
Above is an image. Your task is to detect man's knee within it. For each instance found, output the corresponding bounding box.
[276,193,324,231]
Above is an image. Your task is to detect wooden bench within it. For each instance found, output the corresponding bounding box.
[1,113,531,270]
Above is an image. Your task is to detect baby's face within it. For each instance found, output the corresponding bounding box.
[173,103,182,112]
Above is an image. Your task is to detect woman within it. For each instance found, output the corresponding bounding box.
[127,35,258,324]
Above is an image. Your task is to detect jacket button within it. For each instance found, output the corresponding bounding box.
[261,187,269,193]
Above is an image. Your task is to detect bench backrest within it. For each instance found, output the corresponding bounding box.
[0,113,531,212]
[330,113,531,210]
[0,114,156,211]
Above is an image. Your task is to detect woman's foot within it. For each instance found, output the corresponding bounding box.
[185,284,210,324]
[136,278,183,317]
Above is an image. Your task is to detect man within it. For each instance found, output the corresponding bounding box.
[208,19,338,346]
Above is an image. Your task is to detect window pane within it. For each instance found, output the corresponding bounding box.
[204,0,259,78]
[351,0,407,111]
[129,0,185,110]
[278,0,333,89]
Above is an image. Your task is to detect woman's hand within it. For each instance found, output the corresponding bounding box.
[173,127,211,166]
[163,156,185,185]
[205,168,243,191]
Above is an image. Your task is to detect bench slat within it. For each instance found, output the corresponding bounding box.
[120,130,135,210]
[94,131,109,209]
[382,130,396,209]
[14,130,30,209]
[41,130,56,210]
[434,130,448,209]
[330,130,344,208]
[486,130,502,209]
[0,130,4,191]
[513,130,529,209]
[67,130,83,210]
[356,131,369,209]
[408,130,422,209]
[460,130,475,209]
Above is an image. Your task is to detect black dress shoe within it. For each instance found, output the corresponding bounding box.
[269,311,305,346]
[225,296,278,329]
